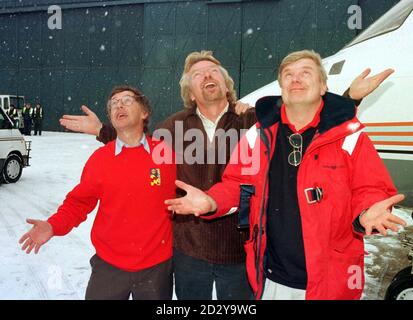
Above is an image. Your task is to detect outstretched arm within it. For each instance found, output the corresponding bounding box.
[350,132,406,236]
[60,105,103,136]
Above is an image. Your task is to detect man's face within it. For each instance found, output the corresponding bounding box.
[280,58,327,107]
[109,90,148,131]
[188,60,228,106]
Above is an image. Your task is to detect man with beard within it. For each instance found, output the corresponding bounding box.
[164,50,406,300]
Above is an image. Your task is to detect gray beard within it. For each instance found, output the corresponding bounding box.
[202,89,226,102]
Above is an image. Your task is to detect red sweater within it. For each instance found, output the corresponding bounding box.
[47,137,176,272]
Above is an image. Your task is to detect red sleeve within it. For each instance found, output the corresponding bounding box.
[47,154,101,236]
[204,127,259,220]
[350,132,397,232]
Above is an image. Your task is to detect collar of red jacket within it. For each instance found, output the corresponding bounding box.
[280,100,324,134]
[255,92,357,134]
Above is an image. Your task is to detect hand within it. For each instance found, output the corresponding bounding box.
[19,219,54,254]
[59,105,103,136]
[349,68,394,100]
[234,101,252,115]
[360,194,406,236]
[164,180,217,216]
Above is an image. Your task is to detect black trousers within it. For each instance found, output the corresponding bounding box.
[23,119,32,135]
[85,254,173,300]
[34,119,42,135]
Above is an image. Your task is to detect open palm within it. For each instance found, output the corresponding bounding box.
[59,105,103,136]
[19,219,54,254]
[165,180,216,216]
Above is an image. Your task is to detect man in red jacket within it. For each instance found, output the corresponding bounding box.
[165,50,407,300]
[19,85,176,300]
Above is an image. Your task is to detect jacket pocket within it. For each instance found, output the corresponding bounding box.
[327,249,364,299]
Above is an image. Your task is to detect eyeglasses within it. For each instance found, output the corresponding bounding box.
[110,95,136,109]
[288,133,302,166]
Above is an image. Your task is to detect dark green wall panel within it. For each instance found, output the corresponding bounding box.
[0,0,400,131]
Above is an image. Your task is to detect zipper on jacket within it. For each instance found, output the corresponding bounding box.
[256,127,273,295]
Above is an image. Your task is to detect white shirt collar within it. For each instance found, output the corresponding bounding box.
[196,103,229,141]
[115,134,150,156]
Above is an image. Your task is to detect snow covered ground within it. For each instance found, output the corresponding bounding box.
[0,132,412,300]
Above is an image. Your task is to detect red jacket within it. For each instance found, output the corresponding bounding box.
[206,93,397,299]
[48,137,176,272]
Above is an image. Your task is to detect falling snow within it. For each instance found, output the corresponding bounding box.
[245,28,253,35]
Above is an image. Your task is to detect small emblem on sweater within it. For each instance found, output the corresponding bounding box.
[150,168,161,186]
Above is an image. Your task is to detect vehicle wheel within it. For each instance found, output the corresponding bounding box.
[1,154,23,183]
[385,273,413,300]
[391,266,412,283]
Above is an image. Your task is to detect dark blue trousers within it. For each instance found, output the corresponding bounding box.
[173,249,252,300]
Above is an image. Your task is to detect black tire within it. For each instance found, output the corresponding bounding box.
[391,266,412,283]
[385,273,413,300]
[1,154,23,183]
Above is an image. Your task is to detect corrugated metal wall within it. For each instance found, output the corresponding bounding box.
[0,0,399,130]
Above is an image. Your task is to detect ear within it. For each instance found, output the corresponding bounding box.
[141,110,149,120]
[320,82,327,96]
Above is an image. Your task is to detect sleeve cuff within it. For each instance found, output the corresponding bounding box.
[352,215,366,234]
[342,87,362,106]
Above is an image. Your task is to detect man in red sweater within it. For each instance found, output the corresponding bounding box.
[19,85,176,300]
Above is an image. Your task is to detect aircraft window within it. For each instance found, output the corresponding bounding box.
[329,60,345,75]
[346,1,413,48]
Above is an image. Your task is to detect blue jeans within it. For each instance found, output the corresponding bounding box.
[173,249,252,300]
